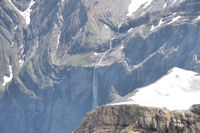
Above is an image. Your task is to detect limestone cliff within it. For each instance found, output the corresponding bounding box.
[75,105,200,133]
[1,0,200,132]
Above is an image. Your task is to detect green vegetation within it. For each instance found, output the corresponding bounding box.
[0,87,5,97]
[85,20,97,43]
[88,33,96,43]
[66,52,93,66]
[85,20,95,33]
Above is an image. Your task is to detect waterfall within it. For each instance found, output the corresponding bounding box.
[92,67,97,109]
[92,35,116,109]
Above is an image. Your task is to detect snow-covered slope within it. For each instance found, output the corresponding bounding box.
[111,67,200,110]
[2,65,13,86]
[127,0,153,16]
[8,0,35,25]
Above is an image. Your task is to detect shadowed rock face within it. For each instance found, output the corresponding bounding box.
[75,105,200,133]
[0,0,200,132]
[190,105,200,115]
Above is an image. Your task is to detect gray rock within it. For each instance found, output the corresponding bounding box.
[75,105,200,133]
[0,0,200,132]
[190,104,200,115]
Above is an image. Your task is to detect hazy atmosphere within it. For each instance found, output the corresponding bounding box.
[0,0,200,132]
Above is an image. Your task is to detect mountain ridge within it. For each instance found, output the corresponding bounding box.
[75,104,200,133]
[0,0,200,132]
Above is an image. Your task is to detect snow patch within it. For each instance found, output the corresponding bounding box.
[111,67,200,110]
[163,3,167,8]
[168,16,181,25]
[61,0,64,2]
[20,49,24,54]
[104,24,109,29]
[118,22,123,30]
[127,0,153,16]
[11,42,14,48]
[56,32,61,50]
[173,0,177,4]
[19,59,24,67]
[120,45,124,49]
[14,25,18,30]
[19,45,24,49]
[195,16,200,21]
[2,65,13,86]
[151,18,164,31]
[128,28,133,32]
[193,54,200,64]
[8,0,35,25]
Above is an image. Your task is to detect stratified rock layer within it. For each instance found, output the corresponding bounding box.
[1,0,200,132]
[75,105,200,133]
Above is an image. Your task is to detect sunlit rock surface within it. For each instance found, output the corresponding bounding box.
[0,0,200,132]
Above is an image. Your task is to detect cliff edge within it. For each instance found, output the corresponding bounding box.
[75,104,200,133]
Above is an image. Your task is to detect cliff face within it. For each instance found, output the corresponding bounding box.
[1,0,200,132]
[75,105,200,133]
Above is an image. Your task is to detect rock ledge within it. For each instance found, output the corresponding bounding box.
[75,104,200,133]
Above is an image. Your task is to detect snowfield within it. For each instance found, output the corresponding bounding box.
[8,0,35,25]
[111,67,200,110]
[3,65,13,86]
[127,0,153,16]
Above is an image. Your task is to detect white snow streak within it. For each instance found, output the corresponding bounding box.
[20,49,24,54]
[104,24,109,29]
[193,54,200,64]
[151,18,164,31]
[128,28,133,32]
[127,0,153,16]
[163,3,167,8]
[173,0,177,4]
[56,32,61,51]
[19,59,24,67]
[3,65,13,86]
[195,16,200,21]
[14,25,18,30]
[11,42,14,47]
[112,67,200,110]
[120,45,124,49]
[8,0,35,25]
[168,16,181,24]
[61,0,65,3]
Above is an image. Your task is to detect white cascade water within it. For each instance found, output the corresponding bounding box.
[92,35,116,109]
[92,67,97,109]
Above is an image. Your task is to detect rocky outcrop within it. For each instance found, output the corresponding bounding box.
[75,104,200,133]
[1,0,200,132]
[190,104,200,115]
